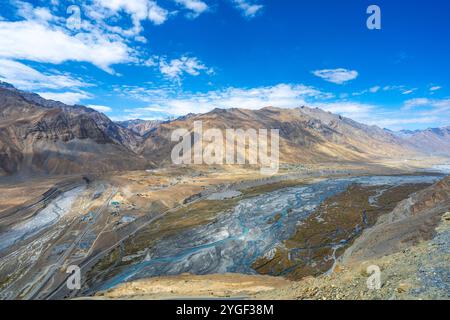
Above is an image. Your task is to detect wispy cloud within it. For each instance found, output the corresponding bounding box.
[91,0,169,27]
[0,0,194,76]
[382,85,418,95]
[0,0,261,85]
[317,101,443,130]
[401,88,417,95]
[312,68,358,84]
[0,58,90,90]
[383,85,405,91]
[352,85,381,96]
[0,17,132,74]
[97,79,450,130]
[231,0,264,18]
[430,85,442,92]
[403,97,450,112]
[369,86,381,93]
[87,104,112,113]
[118,83,330,116]
[175,0,208,18]
[117,85,446,130]
[317,102,375,120]
[146,55,214,82]
[37,91,92,105]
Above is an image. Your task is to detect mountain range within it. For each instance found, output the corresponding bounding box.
[0,82,147,175]
[390,127,450,156]
[0,82,448,176]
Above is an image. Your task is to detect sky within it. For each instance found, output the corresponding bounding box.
[0,0,449,130]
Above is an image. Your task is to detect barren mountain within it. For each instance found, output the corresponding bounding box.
[343,175,450,262]
[141,106,420,166]
[1,82,445,176]
[394,127,450,156]
[116,119,162,136]
[0,82,148,175]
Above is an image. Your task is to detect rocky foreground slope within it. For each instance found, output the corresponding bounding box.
[343,175,450,262]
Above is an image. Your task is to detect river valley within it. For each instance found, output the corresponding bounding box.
[87,174,443,293]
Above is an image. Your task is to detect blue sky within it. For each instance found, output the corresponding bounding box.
[0,0,449,130]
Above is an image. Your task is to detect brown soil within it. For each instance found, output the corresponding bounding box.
[94,273,293,300]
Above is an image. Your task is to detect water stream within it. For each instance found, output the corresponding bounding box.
[0,186,85,252]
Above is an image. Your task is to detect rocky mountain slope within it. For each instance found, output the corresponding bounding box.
[343,175,450,262]
[116,119,162,136]
[141,106,420,166]
[0,82,147,175]
[393,127,450,156]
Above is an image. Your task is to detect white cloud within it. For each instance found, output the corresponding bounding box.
[317,101,442,130]
[120,83,329,116]
[401,98,450,128]
[369,86,381,93]
[37,91,92,105]
[15,1,55,23]
[0,1,174,75]
[401,88,417,95]
[312,68,358,84]
[403,98,430,109]
[430,86,442,91]
[175,0,208,18]
[352,85,381,96]
[148,1,170,25]
[0,20,132,73]
[116,83,448,130]
[382,85,419,96]
[87,104,113,113]
[80,0,170,39]
[93,0,169,26]
[403,98,450,112]
[318,102,374,119]
[156,56,214,81]
[374,117,439,128]
[433,99,450,110]
[1,0,217,80]
[383,85,405,91]
[313,101,395,127]
[94,0,148,19]
[0,59,89,90]
[231,0,264,18]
